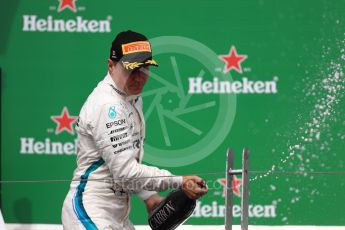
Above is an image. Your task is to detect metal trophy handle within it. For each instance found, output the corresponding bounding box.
[225,148,249,230]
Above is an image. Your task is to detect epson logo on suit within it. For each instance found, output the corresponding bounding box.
[106,119,126,129]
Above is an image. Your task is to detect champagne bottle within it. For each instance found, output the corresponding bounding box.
[148,189,196,230]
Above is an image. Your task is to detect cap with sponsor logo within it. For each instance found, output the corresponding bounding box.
[110,30,158,71]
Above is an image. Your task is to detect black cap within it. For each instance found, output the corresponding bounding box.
[110,30,158,71]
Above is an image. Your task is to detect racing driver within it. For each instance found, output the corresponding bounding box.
[61,30,208,230]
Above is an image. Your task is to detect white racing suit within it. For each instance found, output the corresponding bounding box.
[62,73,182,230]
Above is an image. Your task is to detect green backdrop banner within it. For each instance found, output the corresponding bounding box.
[1,0,345,225]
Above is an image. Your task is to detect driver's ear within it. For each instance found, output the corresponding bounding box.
[107,59,116,72]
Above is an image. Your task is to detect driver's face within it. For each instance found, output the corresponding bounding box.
[108,60,150,95]
[124,66,150,95]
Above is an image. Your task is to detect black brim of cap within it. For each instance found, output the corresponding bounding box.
[120,52,158,71]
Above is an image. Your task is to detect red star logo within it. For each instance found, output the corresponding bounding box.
[219,46,247,74]
[57,0,77,12]
[218,176,243,197]
[51,107,78,135]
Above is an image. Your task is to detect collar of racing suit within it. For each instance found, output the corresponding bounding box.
[105,72,139,103]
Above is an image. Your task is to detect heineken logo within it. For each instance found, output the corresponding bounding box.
[22,15,111,33]
[20,138,77,155]
[188,45,278,94]
[218,176,242,197]
[57,0,77,13]
[22,0,112,33]
[51,107,78,135]
[192,201,277,218]
[19,107,78,156]
[188,77,278,94]
[219,46,247,74]
[140,36,278,167]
